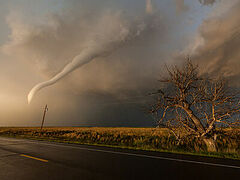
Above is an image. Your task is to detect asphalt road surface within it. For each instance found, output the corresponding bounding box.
[0,137,240,180]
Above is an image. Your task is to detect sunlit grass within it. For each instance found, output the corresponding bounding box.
[0,127,239,159]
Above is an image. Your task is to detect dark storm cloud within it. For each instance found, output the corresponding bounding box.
[2,0,238,126]
[1,0,168,126]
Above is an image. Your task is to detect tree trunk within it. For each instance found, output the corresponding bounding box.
[203,138,217,152]
[182,107,205,134]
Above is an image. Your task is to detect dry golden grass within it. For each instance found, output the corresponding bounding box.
[0,127,240,159]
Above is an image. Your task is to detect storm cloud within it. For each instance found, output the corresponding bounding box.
[0,0,239,126]
[181,0,240,84]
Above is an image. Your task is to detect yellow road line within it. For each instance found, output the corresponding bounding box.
[20,154,48,163]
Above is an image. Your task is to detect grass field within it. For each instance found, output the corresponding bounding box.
[0,127,240,159]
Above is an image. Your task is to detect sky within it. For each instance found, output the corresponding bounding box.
[0,0,239,127]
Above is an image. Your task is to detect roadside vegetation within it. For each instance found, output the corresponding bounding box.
[0,127,240,159]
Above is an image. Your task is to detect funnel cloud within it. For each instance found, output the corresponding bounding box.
[28,1,154,103]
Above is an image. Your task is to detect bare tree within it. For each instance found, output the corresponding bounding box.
[149,60,240,151]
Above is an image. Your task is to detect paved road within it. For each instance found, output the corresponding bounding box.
[0,137,239,180]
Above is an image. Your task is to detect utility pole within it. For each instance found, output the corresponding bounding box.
[41,104,48,130]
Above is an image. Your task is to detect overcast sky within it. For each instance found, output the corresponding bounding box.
[0,0,239,127]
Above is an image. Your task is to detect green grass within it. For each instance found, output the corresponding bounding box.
[0,127,240,160]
